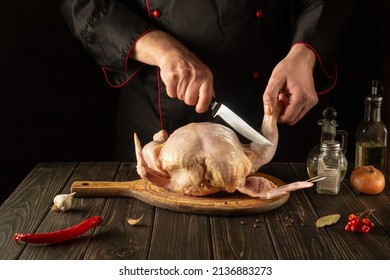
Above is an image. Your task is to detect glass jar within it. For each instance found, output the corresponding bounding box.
[307,107,348,178]
[317,140,348,195]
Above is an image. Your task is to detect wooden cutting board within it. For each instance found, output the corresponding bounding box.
[71,173,288,215]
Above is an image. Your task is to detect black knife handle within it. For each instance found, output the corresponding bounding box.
[210,97,221,117]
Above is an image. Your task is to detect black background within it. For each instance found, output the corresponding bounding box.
[1,1,389,204]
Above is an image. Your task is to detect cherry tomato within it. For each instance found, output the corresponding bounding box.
[348,214,358,221]
[359,225,371,233]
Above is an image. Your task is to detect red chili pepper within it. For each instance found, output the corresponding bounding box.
[13,216,102,244]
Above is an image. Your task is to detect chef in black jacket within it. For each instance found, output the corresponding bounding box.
[60,0,354,161]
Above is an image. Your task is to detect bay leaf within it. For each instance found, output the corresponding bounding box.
[316,214,341,228]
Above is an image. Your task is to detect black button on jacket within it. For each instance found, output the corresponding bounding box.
[60,0,354,160]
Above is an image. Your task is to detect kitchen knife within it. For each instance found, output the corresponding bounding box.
[211,98,274,146]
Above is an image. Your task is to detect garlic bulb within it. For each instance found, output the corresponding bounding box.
[51,192,76,212]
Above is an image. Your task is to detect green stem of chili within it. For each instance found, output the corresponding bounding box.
[13,215,102,244]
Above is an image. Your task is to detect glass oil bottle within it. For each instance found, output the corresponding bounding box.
[355,80,387,174]
[306,107,348,179]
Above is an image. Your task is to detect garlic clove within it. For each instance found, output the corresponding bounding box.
[127,214,143,225]
[51,192,76,212]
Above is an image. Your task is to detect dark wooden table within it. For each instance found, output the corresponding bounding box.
[1,162,389,260]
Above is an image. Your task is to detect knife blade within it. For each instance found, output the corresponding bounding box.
[210,98,274,146]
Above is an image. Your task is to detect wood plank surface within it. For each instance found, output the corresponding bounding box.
[0,162,78,259]
[291,162,390,260]
[84,162,155,260]
[148,209,212,259]
[261,163,341,259]
[211,214,277,259]
[17,162,120,260]
[346,173,390,237]
[210,161,285,260]
[1,162,389,260]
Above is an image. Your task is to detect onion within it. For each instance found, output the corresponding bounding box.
[350,166,385,195]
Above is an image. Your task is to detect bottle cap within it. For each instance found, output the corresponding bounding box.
[318,107,338,127]
[320,140,341,150]
[367,79,384,102]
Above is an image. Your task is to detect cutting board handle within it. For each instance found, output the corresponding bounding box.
[71,179,146,198]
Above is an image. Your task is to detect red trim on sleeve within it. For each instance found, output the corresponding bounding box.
[145,0,151,19]
[318,64,338,95]
[156,67,164,131]
[291,42,338,95]
[292,42,333,79]
[124,27,155,73]
[101,27,155,88]
[102,64,145,88]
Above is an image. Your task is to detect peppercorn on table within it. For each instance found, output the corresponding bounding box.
[1,162,389,260]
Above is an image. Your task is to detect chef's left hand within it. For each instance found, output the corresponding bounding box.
[263,44,318,125]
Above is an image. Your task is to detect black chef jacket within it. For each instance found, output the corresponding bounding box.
[60,0,354,161]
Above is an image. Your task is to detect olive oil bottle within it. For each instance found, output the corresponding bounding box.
[355,80,387,174]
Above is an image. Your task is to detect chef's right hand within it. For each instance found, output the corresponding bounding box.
[129,30,215,113]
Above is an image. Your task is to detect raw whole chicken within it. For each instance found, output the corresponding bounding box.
[134,104,313,200]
